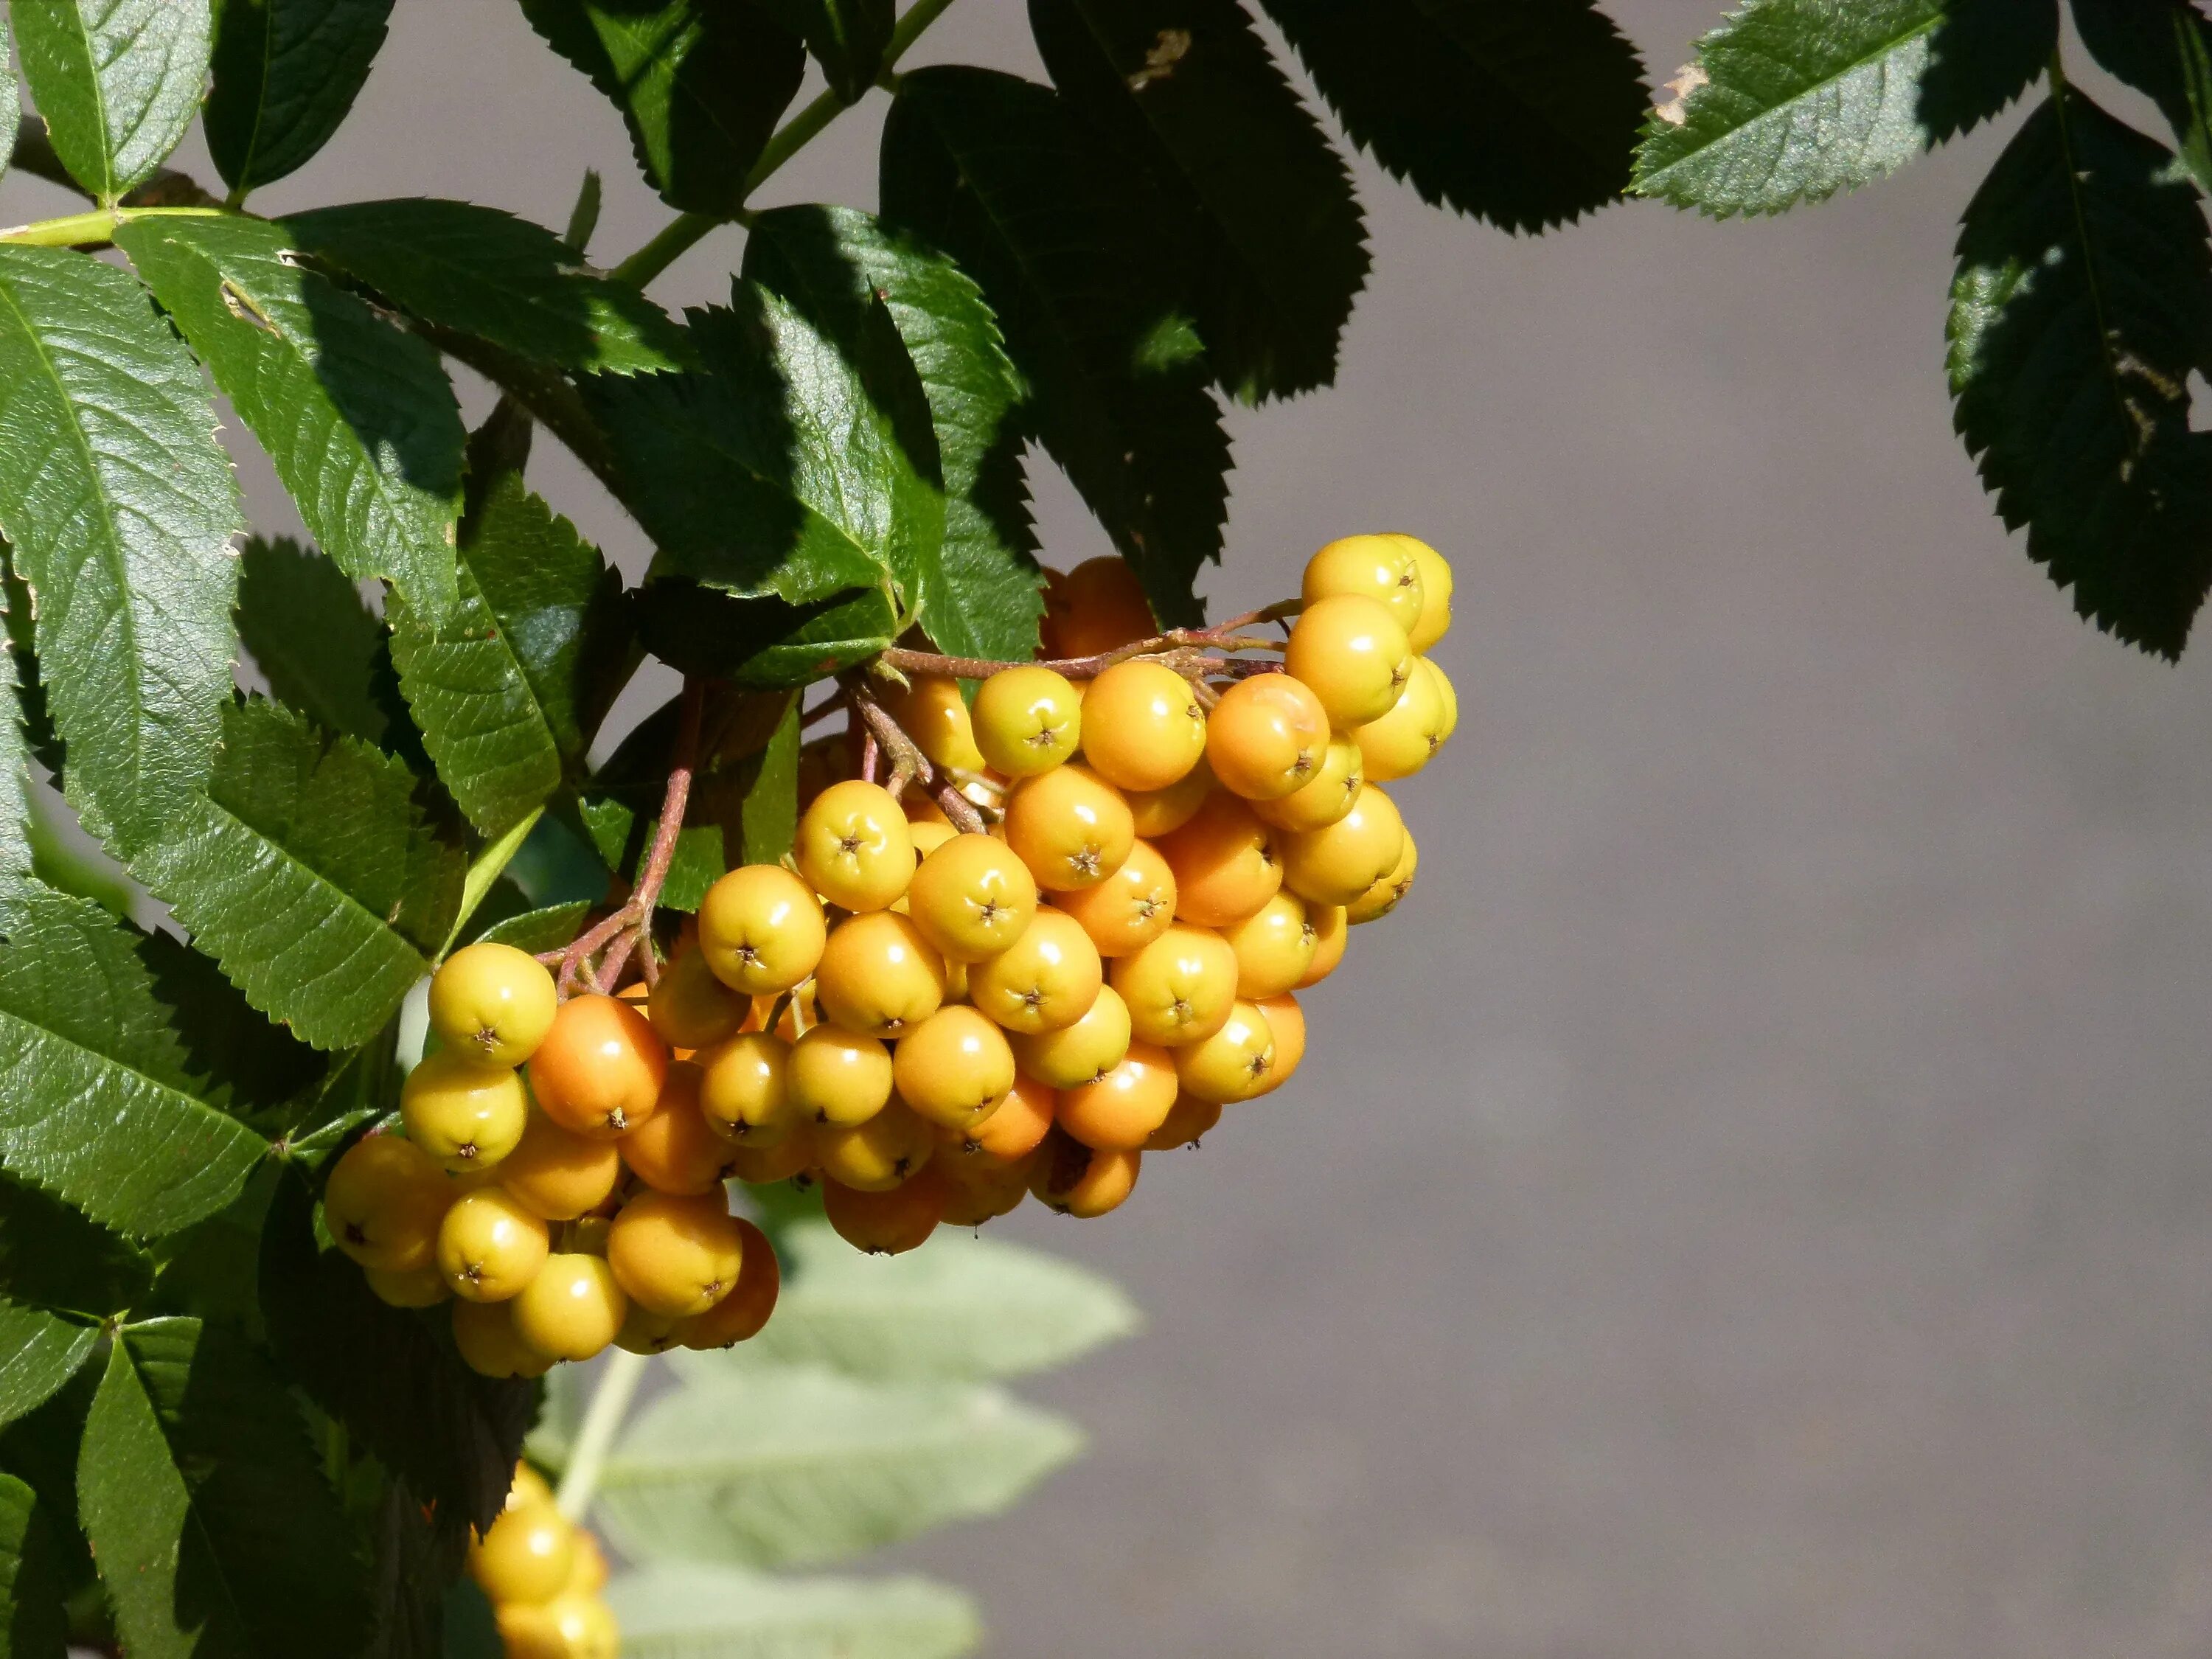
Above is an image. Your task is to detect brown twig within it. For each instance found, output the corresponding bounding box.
[876,603,1300,685]
[849,681,932,801]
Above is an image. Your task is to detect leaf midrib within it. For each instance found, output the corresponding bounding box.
[0,998,250,1149]
[58,1,120,202]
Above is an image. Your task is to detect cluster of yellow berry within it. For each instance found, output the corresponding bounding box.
[468,1464,617,1658]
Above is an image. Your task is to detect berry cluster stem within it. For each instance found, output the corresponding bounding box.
[554,1347,650,1523]
[874,602,1300,686]
[844,676,988,832]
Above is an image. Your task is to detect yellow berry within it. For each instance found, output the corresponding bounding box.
[905,832,1038,962]
[678,1217,779,1348]
[972,665,1082,777]
[1110,923,1238,1048]
[507,1464,552,1512]
[324,1133,452,1271]
[647,945,747,1051]
[1295,905,1347,988]
[1029,1129,1140,1218]
[696,864,827,995]
[1280,784,1405,907]
[796,780,915,912]
[941,1072,1055,1161]
[469,1499,575,1605]
[892,1006,1015,1131]
[498,1593,619,1659]
[1053,838,1176,958]
[1250,734,1363,833]
[1217,891,1315,999]
[1283,594,1411,728]
[1144,1091,1222,1150]
[697,1031,796,1145]
[451,1299,552,1379]
[813,1099,935,1192]
[565,1531,609,1595]
[1425,655,1458,743]
[1348,827,1418,924]
[526,994,669,1140]
[606,1189,746,1318]
[881,674,987,772]
[613,1301,685,1355]
[1171,1000,1276,1103]
[1002,764,1134,892]
[619,1062,734,1195]
[364,1261,451,1308]
[1123,754,1215,838]
[437,1187,550,1303]
[788,1023,894,1127]
[493,1110,622,1222]
[430,942,559,1067]
[511,1253,628,1362]
[1252,993,1307,1094]
[967,909,1102,1034]
[1156,790,1281,928]
[1078,661,1206,793]
[1009,982,1132,1090]
[1204,674,1330,801]
[1394,534,1453,653]
[1056,1043,1178,1150]
[400,1053,529,1175]
[1303,534,1425,636]
[1353,659,1446,782]
[814,911,946,1037]
[824,1169,948,1254]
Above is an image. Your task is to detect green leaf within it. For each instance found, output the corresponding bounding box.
[0,1178,155,1321]
[1632,0,2055,217]
[389,470,632,835]
[758,0,895,105]
[0,632,33,918]
[636,579,897,692]
[79,1317,369,1659]
[1030,0,1368,401]
[206,0,397,194]
[0,247,243,859]
[0,1473,69,1659]
[1948,84,2212,658]
[741,697,801,866]
[474,900,589,955]
[577,1363,1082,1569]
[881,67,1228,625]
[0,888,268,1237]
[606,1565,980,1659]
[744,205,1044,661]
[0,21,20,189]
[590,285,942,610]
[236,536,389,747]
[0,1306,94,1436]
[2075,0,2212,198]
[285,198,693,376]
[517,0,805,214]
[114,212,465,625]
[677,1220,1136,1382]
[130,699,465,1050]
[11,0,215,203]
[0,552,61,785]
[133,927,328,1123]
[1260,0,1649,232]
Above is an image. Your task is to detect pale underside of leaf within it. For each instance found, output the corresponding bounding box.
[605,1564,981,1659]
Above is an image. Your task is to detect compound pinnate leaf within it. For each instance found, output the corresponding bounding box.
[745,205,1043,663]
[0,247,243,860]
[1031,0,1368,402]
[390,470,632,835]
[757,0,895,105]
[206,0,397,194]
[79,1318,369,1659]
[285,198,692,377]
[12,0,215,203]
[0,1472,69,1659]
[1260,0,1647,233]
[2075,0,2212,199]
[518,0,804,214]
[1948,86,2212,658]
[114,212,465,625]
[606,1565,980,1659]
[0,888,267,1238]
[1633,0,2055,218]
[131,699,465,1051]
[582,1363,1082,1569]
[237,537,389,747]
[883,67,1228,626]
[675,1220,1137,1383]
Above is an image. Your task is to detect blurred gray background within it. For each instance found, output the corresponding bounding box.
[15,2,2212,1653]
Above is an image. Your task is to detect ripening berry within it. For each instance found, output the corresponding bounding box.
[452,1298,553,1380]
[492,1110,622,1222]
[1123,754,1214,839]
[1080,661,1207,793]
[813,1099,935,1192]
[824,1167,949,1254]
[1003,764,1134,892]
[511,1253,628,1362]
[611,1298,684,1354]
[973,665,1082,777]
[1253,993,1306,1094]
[1110,923,1238,1047]
[647,946,747,1051]
[1054,839,1176,958]
[1251,734,1363,834]
[430,942,559,1067]
[1218,892,1315,1000]
[893,1006,1015,1131]
[1296,905,1347,988]
[968,909,1102,1034]
[1144,1091,1222,1150]
[723,1124,816,1186]
[507,1463,553,1512]
[401,1053,529,1174]
[1172,1001,1276,1103]
[324,1133,452,1272]
[814,911,946,1037]
[696,864,827,995]
[1057,1043,1179,1150]
[939,1150,1034,1226]
[606,1189,746,1318]
[1157,791,1281,928]
[1030,1129,1140,1218]
[565,1531,609,1596]
[1425,655,1458,744]
[1280,784,1405,907]
[1205,674,1331,801]
[437,1187,551,1303]
[942,1072,1054,1161]
[1349,828,1418,924]
[698,1031,795,1145]
[622,1063,734,1195]
[788,1024,894,1127]
[797,780,916,912]
[906,832,1038,961]
[1009,983,1132,1090]
[528,994,669,1139]
[1354,659,1447,782]
[364,1261,451,1308]
[1284,594,1412,729]
[1303,534,1426,636]
[470,1499,575,1605]
[678,1217,779,1348]
[498,1593,619,1659]
[1043,556,1155,658]
[882,674,987,772]
[1395,535,1453,653]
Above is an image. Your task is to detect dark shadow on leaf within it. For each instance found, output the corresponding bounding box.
[1916,0,2059,145]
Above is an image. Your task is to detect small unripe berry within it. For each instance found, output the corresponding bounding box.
[1348,827,1418,924]
[1394,534,1453,653]
[1057,1042,1179,1150]
[814,911,945,1037]
[470,1499,574,1605]
[1002,764,1134,892]
[1029,1129,1140,1218]
[788,1024,894,1127]
[906,832,1037,962]
[696,864,827,995]
[647,946,747,1051]
[967,909,1102,1034]
[1280,784,1405,907]
[972,665,1081,776]
[437,1187,550,1303]
[1295,905,1347,988]
[1079,661,1206,793]
[511,1253,628,1362]
[1249,734,1363,833]
[892,1006,1015,1132]
[697,1031,796,1144]
[1110,924,1237,1048]
[1302,534,1426,636]
[1157,791,1281,927]
[493,1111,623,1222]
[796,780,915,912]
[620,1063,734,1195]
[1144,1091,1222,1150]
[1054,839,1176,958]
[813,1099,935,1192]
[1171,1001,1276,1103]
[606,1189,746,1318]
[451,1298,552,1379]
[400,1053,529,1174]
[1009,983,1132,1090]
[430,942,558,1067]
[1205,675,1329,801]
[527,994,669,1139]
[1284,594,1412,728]
[824,1168,948,1254]
[678,1217,779,1348]
[324,1133,452,1271]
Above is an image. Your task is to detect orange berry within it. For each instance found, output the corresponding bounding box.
[696,864,827,995]
[1002,764,1133,892]
[1078,661,1206,792]
[824,1168,948,1254]
[1280,784,1405,907]
[451,1298,552,1379]
[1348,827,1418,924]
[1056,1043,1178,1150]
[891,1006,1015,1131]
[905,832,1038,962]
[697,1031,796,1146]
[678,1217,780,1347]
[937,1150,1035,1226]
[814,1099,936,1192]
[400,1052,529,1174]
[814,911,946,1037]
[606,1189,745,1318]
[1110,922,1238,1047]
[647,946,747,1050]
[324,1133,453,1272]
[1123,754,1214,838]
[619,1063,733,1195]
[967,909,1102,1034]
[1054,838,1176,958]
[1295,905,1347,988]
[1302,534,1425,636]
[723,1124,816,1186]
[1043,556,1154,658]
[940,1071,1054,1161]
[1009,982,1132,1090]
[1284,594,1411,728]
[510,1253,627,1362]
[881,674,987,772]
[437,1187,550,1303]
[1218,891,1315,1000]
[1250,734,1363,833]
[973,664,1081,777]
[1394,535,1453,653]
[1156,790,1281,927]
[1029,1129,1140,1218]
[429,942,559,1067]
[1171,1000,1276,1103]
[1251,993,1306,1095]
[527,994,669,1139]
[1354,660,1446,782]
[493,1110,623,1221]
[796,780,915,912]
[1144,1091,1222,1150]
[1205,674,1330,801]
[788,1024,895,1127]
